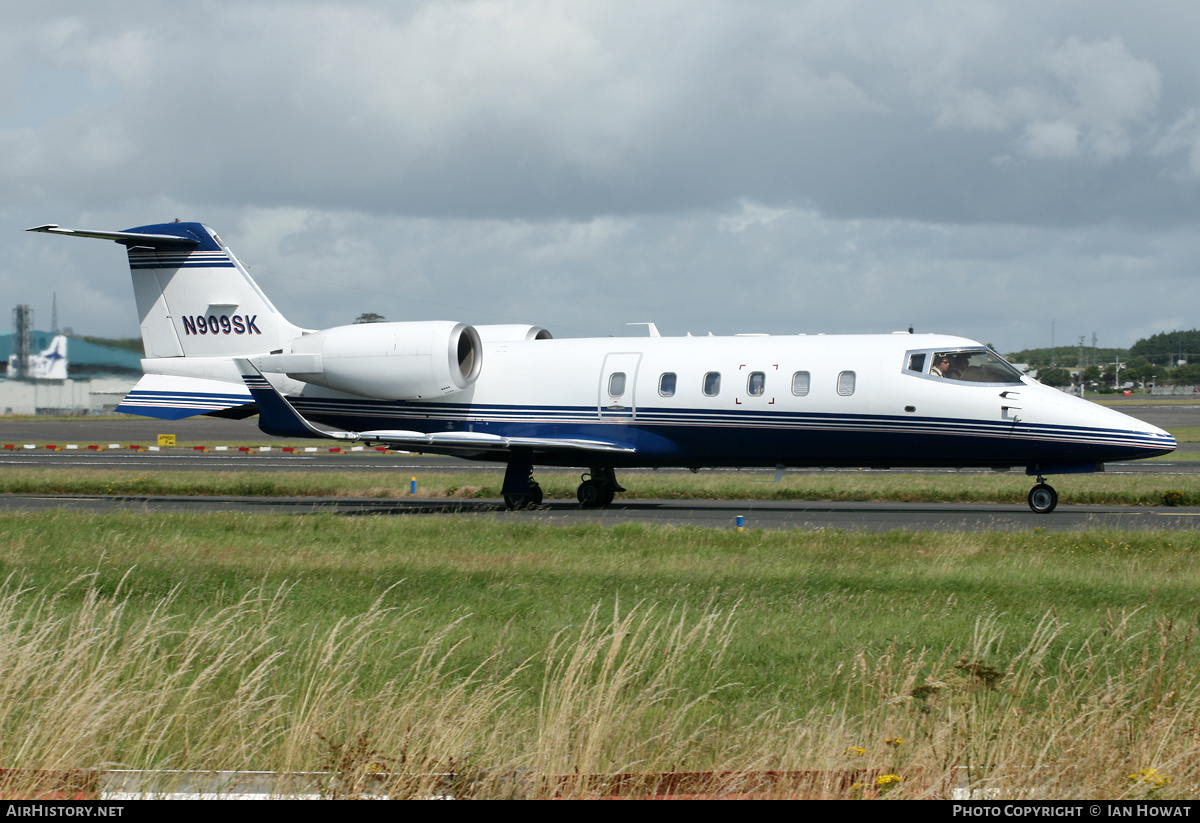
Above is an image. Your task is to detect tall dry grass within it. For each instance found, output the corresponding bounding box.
[0,576,740,798]
[753,611,1200,799]
[0,573,1196,798]
[531,603,737,793]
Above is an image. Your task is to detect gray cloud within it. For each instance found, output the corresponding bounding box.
[3,1,1199,352]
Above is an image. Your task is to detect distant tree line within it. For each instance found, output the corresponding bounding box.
[1004,346,1129,370]
[1006,329,1200,389]
[73,334,143,354]
[1129,329,1200,365]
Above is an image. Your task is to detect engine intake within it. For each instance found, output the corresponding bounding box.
[473,324,553,342]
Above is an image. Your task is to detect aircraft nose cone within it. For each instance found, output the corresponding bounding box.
[1124,416,1176,456]
[1065,395,1176,460]
[1148,427,1176,456]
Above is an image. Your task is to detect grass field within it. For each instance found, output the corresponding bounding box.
[2,466,1199,507]
[0,510,1197,798]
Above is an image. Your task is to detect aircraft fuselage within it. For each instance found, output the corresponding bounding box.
[286,332,1172,471]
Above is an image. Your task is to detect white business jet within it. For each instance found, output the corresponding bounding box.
[28,221,1176,513]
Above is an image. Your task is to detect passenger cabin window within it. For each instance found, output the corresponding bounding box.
[837,371,856,396]
[659,372,676,397]
[791,371,810,396]
[747,371,765,397]
[703,372,721,397]
[608,372,626,397]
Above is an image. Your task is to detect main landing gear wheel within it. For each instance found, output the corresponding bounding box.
[504,481,543,510]
[1027,483,1058,514]
[577,479,615,508]
[577,467,624,509]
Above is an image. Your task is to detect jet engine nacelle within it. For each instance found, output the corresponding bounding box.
[254,321,482,400]
[473,324,553,342]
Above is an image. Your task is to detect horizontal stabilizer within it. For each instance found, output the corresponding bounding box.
[117,374,255,420]
[26,224,200,249]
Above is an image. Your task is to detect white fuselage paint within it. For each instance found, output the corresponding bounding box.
[283,332,1173,470]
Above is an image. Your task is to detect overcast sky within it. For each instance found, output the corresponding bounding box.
[3,0,1199,353]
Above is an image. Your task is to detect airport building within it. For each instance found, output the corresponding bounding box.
[0,329,139,415]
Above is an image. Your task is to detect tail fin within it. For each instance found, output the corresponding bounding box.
[28,222,305,358]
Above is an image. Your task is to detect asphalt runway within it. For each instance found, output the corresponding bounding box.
[3,405,1199,530]
[2,416,270,443]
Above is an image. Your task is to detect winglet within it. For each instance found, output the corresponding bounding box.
[234,359,357,441]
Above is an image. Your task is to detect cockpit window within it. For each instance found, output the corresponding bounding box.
[917,349,1023,384]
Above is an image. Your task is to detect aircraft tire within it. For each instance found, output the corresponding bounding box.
[1027,483,1058,514]
[577,479,612,508]
[504,482,543,510]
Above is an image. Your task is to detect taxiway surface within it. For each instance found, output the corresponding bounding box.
[3,405,1198,531]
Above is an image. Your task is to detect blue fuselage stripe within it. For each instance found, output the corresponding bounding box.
[284,398,1171,467]
[121,389,1171,466]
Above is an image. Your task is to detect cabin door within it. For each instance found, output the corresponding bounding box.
[598,353,642,422]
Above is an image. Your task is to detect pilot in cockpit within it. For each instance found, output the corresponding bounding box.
[931,352,970,380]
[930,354,953,378]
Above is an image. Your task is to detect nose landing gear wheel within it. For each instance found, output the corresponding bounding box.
[1028,483,1058,514]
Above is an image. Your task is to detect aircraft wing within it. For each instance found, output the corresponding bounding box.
[354,429,638,454]
[234,359,636,457]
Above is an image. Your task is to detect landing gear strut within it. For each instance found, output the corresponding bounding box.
[577,466,625,508]
[502,458,543,510]
[1027,477,1058,514]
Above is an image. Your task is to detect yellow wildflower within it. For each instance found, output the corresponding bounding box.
[1129,768,1170,790]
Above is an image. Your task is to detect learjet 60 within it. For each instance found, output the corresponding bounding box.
[28,221,1176,513]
